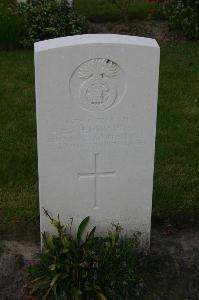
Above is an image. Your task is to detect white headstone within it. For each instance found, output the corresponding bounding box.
[34,34,160,243]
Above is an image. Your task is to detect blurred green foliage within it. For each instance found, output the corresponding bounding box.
[0,1,25,49]
[164,0,199,39]
[17,0,86,48]
[0,0,86,49]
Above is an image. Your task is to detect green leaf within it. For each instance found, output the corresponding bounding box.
[46,235,55,251]
[52,219,60,228]
[30,278,50,295]
[49,264,56,271]
[61,236,69,249]
[42,287,52,300]
[86,226,96,241]
[52,285,58,300]
[70,286,82,298]
[77,216,90,243]
[97,292,108,300]
[50,274,60,287]
[62,248,69,254]
[30,275,46,283]
[30,284,40,295]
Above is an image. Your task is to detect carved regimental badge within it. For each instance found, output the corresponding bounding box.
[70,58,126,112]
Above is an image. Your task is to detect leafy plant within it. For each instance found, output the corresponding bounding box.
[17,0,87,48]
[28,209,144,299]
[164,0,199,39]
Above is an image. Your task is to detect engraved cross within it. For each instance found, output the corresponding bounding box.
[78,153,116,209]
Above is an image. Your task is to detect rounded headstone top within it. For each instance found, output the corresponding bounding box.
[34,34,159,53]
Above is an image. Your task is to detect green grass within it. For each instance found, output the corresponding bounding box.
[153,43,199,219]
[74,0,161,22]
[0,43,199,231]
[0,51,38,226]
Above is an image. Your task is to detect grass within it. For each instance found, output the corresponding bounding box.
[153,43,199,219]
[0,43,198,233]
[74,0,161,22]
[0,51,38,228]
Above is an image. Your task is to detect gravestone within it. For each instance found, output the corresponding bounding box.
[34,34,160,242]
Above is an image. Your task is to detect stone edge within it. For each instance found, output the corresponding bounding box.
[34,34,159,53]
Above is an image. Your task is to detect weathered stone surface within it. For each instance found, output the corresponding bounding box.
[34,34,160,240]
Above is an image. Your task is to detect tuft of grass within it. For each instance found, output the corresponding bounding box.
[28,213,144,300]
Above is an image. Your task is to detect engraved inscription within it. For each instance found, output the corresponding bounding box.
[78,153,116,209]
[70,58,126,112]
[48,115,145,149]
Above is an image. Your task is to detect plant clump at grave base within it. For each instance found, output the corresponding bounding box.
[27,210,144,300]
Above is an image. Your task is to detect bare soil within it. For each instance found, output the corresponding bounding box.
[0,225,199,299]
[0,240,39,300]
[143,226,199,300]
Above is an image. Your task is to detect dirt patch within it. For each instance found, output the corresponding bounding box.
[0,220,40,243]
[0,241,39,300]
[88,20,187,47]
[143,226,199,300]
[0,226,199,299]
